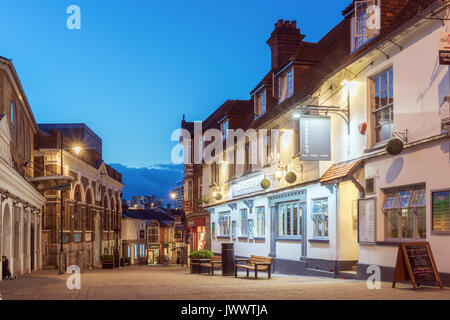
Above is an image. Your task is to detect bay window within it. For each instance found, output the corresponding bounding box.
[383,185,426,240]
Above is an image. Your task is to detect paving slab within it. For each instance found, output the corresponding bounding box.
[0,265,449,300]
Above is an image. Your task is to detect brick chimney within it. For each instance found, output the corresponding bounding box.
[267,19,305,70]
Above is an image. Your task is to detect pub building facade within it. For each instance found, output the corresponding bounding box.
[181,117,211,256]
[182,0,450,283]
[0,57,46,279]
[34,124,124,270]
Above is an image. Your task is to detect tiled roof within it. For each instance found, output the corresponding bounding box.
[202,99,253,130]
[122,209,175,227]
[320,160,362,184]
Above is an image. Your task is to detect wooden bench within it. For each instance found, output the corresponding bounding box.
[235,255,273,279]
[199,256,222,275]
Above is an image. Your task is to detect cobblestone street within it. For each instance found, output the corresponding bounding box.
[0,265,449,300]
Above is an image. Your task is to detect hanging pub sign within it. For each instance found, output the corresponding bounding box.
[432,190,450,233]
[392,242,443,289]
[183,201,192,211]
[439,32,450,65]
[299,116,331,161]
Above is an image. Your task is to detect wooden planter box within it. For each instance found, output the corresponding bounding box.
[102,256,115,269]
[190,258,201,273]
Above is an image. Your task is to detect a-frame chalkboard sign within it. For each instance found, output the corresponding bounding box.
[392,242,443,289]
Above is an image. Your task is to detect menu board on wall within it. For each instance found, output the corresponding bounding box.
[432,190,450,232]
[358,198,376,244]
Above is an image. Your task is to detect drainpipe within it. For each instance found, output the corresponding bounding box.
[335,183,340,277]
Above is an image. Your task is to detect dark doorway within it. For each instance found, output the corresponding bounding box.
[31,225,35,271]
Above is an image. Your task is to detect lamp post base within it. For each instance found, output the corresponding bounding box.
[114,250,120,268]
[58,250,65,275]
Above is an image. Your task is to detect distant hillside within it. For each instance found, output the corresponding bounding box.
[109,163,183,203]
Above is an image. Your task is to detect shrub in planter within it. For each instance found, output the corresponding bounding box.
[203,197,210,204]
[189,250,213,259]
[197,198,203,206]
[189,250,213,273]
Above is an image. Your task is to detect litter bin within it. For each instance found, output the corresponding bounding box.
[221,243,235,276]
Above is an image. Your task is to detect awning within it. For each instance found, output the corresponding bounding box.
[28,176,74,192]
[320,160,363,184]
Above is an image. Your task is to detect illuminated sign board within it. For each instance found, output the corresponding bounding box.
[300,116,331,161]
[231,173,264,198]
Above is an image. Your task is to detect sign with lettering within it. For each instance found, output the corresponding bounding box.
[439,32,450,65]
[392,242,443,289]
[300,116,331,161]
[432,190,450,232]
[231,173,264,198]
[187,217,205,228]
[183,201,192,212]
[358,198,376,244]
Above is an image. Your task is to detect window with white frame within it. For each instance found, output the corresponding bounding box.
[254,89,266,118]
[372,68,394,143]
[311,199,329,239]
[351,0,378,51]
[383,185,426,240]
[219,118,229,140]
[218,212,231,236]
[148,221,159,243]
[278,68,294,103]
[256,207,265,236]
[278,202,301,237]
[210,163,220,185]
[240,209,248,236]
[231,220,236,238]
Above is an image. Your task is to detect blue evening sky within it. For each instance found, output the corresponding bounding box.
[1,0,350,168]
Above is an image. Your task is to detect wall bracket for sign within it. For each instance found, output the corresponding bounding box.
[301,105,350,134]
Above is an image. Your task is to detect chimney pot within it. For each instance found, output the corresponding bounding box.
[267,19,304,70]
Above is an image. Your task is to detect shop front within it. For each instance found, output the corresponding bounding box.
[187,216,209,252]
[147,243,160,264]
[357,141,450,285]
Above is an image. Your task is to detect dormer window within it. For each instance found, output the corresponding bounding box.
[254,89,266,118]
[219,118,229,140]
[351,0,379,51]
[278,67,294,103]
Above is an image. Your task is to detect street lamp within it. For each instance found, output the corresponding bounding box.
[72,146,82,154]
[170,192,177,200]
[59,135,65,275]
